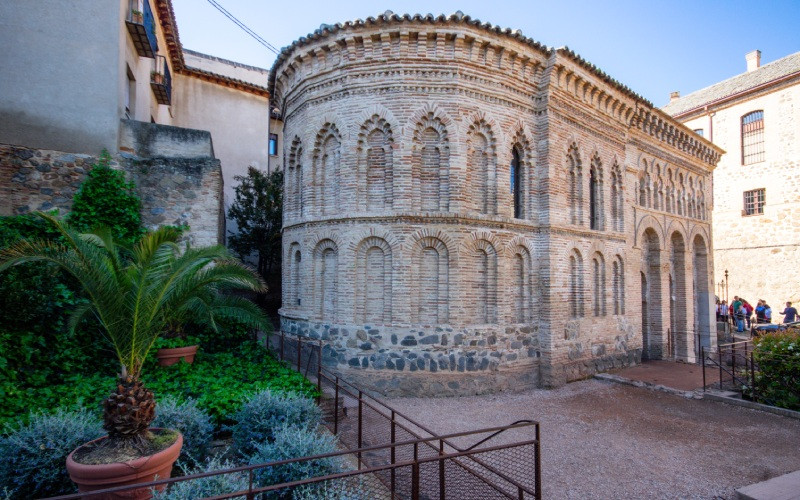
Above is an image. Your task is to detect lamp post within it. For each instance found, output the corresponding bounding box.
[724,269,729,304]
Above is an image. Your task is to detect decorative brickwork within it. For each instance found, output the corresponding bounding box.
[272,12,722,394]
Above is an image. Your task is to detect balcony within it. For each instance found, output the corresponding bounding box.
[150,55,172,105]
[125,0,157,58]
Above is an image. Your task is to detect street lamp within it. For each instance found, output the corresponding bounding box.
[724,269,729,304]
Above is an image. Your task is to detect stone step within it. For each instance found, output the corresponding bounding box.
[736,469,800,500]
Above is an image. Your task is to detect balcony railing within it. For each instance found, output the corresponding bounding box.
[125,0,157,58]
[150,55,171,105]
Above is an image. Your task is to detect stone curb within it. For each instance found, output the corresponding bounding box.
[703,391,800,421]
[593,373,702,399]
[595,373,800,420]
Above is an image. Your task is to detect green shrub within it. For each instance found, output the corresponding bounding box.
[66,150,143,246]
[231,389,322,456]
[0,342,318,430]
[153,397,214,466]
[753,330,800,410]
[152,456,248,500]
[0,213,112,425]
[0,408,103,498]
[250,425,340,489]
[291,478,367,500]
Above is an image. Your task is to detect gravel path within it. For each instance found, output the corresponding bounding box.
[387,379,800,499]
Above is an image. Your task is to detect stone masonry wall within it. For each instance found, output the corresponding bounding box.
[0,143,223,247]
[271,13,722,394]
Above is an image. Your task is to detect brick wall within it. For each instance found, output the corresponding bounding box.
[272,15,721,394]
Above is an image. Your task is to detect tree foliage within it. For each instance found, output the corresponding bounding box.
[66,150,143,246]
[227,167,283,279]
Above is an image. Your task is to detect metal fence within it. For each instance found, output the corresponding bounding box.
[49,332,542,499]
[701,340,757,396]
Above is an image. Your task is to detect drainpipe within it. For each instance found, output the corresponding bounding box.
[706,106,716,143]
[266,94,271,176]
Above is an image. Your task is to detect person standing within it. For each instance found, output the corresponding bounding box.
[732,297,744,332]
[764,303,772,323]
[781,302,798,323]
[755,300,766,324]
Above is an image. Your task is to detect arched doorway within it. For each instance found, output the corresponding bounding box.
[670,232,688,360]
[693,235,712,355]
[642,228,663,360]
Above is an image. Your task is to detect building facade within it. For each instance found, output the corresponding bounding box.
[0,0,273,244]
[272,12,723,395]
[664,50,800,317]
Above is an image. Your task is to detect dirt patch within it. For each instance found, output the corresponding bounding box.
[72,429,179,465]
[388,379,800,499]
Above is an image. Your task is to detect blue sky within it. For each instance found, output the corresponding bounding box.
[172,0,800,106]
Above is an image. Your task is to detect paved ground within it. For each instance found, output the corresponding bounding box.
[610,360,715,391]
[388,378,800,499]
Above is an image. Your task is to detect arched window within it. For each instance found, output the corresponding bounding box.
[567,144,583,225]
[414,237,449,324]
[741,110,764,165]
[511,147,522,218]
[589,154,604,230]
[292,248,302,307]
[313,124,341,216]
[355,237,392,324]
[470,240,497,324]
[612,256,625,315]
[358,115,394,211]
[610,162,623,232]
[313,240,339,322]
[569,250,584,318]
[592,253,606,316]
[412,112,449,212]
[289,137,303,217]
[512,246,532,323]
[467,120,496,215]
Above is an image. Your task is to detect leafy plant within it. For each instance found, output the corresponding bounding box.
[154,336,202,350]
[152,397,214,466]
[0,213,269,446]
[249,425,340,489]
[0,408,103,498]
[66,150,143,247]
[0,341,317,431]
[753,330,800,410]
[231,389,322,456]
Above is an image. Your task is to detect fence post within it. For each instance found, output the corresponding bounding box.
[247,469,254,500]
[751,352,757,401]
[280,331,284,361]
[297,336,302,371]
[732,342,736,383]
[390,411,396,497]
[357,390,363,469]
[439,438,445,500]
[334,376,339,436]
[317,340,322,403]
[719,346,723,389]
[412,442,420,500]
[535,423,542,500]
[701,346,706,390]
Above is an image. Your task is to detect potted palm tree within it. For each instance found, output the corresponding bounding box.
[0,213,269,497]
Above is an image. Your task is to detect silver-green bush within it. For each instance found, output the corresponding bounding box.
[0,408,103,498]
[153,396,213,466]
[231,389,321,456]
[249,425,340,488]
[152,456,248,500]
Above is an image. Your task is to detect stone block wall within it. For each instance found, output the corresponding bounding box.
[0,141,223,247]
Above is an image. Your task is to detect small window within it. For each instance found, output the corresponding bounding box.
[693,129,703,137]
[741,111,764,164]
[510,147,522,218]
[269,133,278,156]
[743,188,765,216]
[125,66,135,120]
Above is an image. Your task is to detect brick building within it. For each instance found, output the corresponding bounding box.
[664,50,800,317]
[272,12,723,395]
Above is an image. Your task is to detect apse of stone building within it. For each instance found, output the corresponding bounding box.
[270,11,724,395]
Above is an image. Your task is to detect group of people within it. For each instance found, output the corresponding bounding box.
[716,296,799,333]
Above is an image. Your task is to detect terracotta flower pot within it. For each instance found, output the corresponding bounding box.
[66,430,183,500]
[156,345,198,366]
